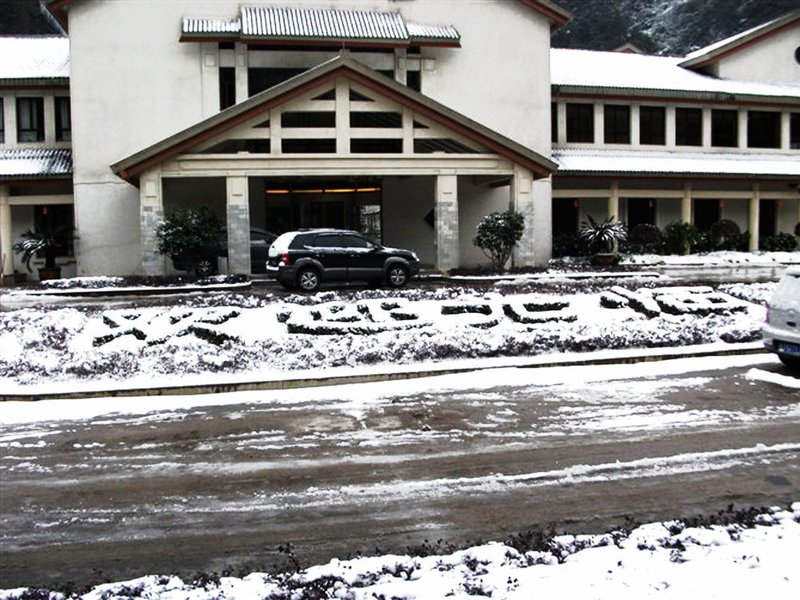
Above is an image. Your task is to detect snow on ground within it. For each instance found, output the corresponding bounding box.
[0,282,771,393]
[2,503,798,600]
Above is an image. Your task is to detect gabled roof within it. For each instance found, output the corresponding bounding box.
[551,48,800,104]
[182,5,461,47]
[679,9,800,70]
[112,53,557,181]
[0,36,69,88]
[0,148,73,182]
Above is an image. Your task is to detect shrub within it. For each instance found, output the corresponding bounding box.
[663,221,702,255]
[759,232,798,252]
[472,210,525,271]
[578,215,626,254]
[154,207,222,273]
[626,223,663,254]
[552,232,589,258]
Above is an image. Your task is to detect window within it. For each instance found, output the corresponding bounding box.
[17,97,44,142]
[551,103,557,143]
[604,104,630,144]
[219,67,235,110]
[406,70,421,92]
[791,113,799,149]
[55,97,71,142]
[639,106,665,145]
[248,68,305,96]
[747,110,781,148]
[675,107,702,146]
[566,103,594,143]
[282,111,335,128]
[711,109,737,147]
[0,98,4,143]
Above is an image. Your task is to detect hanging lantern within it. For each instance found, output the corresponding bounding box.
[42,206,49,216]
[573,199,579,208]
[718,199,724,209]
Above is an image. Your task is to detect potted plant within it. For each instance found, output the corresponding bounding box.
[13,224,71,280]
[579,215,627,265]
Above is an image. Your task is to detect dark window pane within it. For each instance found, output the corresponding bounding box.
[281,111,335,128]
[55,97,71,142]
[407,70,421,92]
[711,109,737,147]
[350,138,402,153]
[248,67,306,96]
[566,103,593,143]
[17,97,44,142]
[281,139,336,153]
[350,112,401,128]
[791,113,800,150]
[551,102,558,143]
[675,107,702,146]
[0,98,4,143]
[748,111,781,148]
[604,104,630,144]
[639,106,665,145]
[219,67,236,110]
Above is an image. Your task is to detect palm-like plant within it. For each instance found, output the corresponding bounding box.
[13,225,70,272]
[579,215,627,254]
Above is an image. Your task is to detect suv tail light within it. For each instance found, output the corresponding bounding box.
[281,251,291,266]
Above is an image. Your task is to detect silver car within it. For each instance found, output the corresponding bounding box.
[763,265,800,369]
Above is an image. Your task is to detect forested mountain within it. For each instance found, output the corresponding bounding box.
[552,0,800,56]
[0,0,61,35]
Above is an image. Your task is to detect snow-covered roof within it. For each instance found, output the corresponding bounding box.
[0,36,69,82]
[551,48,800,102]
[0,148,73,181]
[553,149,800,178]
[182,5,460,46]
[680,9,800,69]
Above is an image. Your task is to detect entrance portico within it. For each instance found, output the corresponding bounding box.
[114,54,557,275]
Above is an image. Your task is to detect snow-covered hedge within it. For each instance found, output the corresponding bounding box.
[0,285,766,386]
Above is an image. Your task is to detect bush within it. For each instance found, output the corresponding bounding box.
[759,232,798,252]
[155,207,222,273]
[663,221,702,255]
[472,210,525,271]
[578,215,626,254]
[626,223,663,254]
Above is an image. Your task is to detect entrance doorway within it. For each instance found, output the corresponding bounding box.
[253,178,383,242]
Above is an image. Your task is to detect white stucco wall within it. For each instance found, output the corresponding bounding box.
[458,180,509,268]
[714,24,800,84]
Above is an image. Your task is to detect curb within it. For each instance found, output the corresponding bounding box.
[0,344,768,403]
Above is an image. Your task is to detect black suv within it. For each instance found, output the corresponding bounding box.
[266,229,420,292]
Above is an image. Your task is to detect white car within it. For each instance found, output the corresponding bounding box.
[763,265,800,369]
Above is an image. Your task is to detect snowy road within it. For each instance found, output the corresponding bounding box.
[1,353,799,588]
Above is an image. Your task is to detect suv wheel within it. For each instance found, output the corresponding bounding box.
[297,268,321,292]
[194,257,218,277]
[386,264,408,288]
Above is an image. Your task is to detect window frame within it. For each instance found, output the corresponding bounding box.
[566,103,594,144]
[639,105,666,145]
[55,96,71,142]
[603,104,631,144]
[16,97,45,143]
[711,108,738,148]
[747,110,781,149]
[675,107,702,147]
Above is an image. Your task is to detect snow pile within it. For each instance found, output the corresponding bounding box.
[3,503,797,600]
[0,285,769,387]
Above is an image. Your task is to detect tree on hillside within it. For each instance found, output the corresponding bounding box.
[0,0,62,35]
